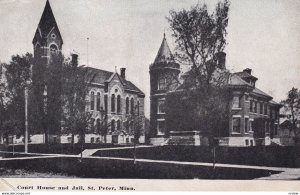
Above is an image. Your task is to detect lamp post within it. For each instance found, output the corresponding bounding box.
[24,64,32,153]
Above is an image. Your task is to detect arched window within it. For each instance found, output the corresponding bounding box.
[131,98,134,115]
[96,118,101,133]
[96,92,100,111]
[111,120,115,132]
[117,95,121,113]
[50,44,58,54]
[104,95,108,113]
[90,92,95,110]
[117,120,121,130]
[90,118,95,133]
[111,94,115,112]
[126,97,129,114]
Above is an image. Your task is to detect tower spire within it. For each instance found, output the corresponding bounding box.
[154,33,174,63]
[32,0,63,45]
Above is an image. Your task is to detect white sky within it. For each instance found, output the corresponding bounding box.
[0,0,299,118]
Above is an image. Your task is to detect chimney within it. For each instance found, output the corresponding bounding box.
[71,53,78,67]
[216,52,226,69]
[120,68,126,79]
[243,68,252,75]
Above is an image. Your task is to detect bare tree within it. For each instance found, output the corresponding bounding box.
[95,107,111,143]
[281,87,300,142]
[124,105,144,164]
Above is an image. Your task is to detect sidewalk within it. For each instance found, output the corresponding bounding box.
[80,145,157,157]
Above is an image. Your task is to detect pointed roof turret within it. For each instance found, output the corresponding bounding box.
[32,0,63,44]
[154,33,175,63]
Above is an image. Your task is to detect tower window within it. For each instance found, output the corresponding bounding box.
[158,76,167,90]
[157,120,165,135]
[50,44,58,54]
[157,99,165,114]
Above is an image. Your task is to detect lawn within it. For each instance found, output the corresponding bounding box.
[0,156,280,179]
[92,145,300,168]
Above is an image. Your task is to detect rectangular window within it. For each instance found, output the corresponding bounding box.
[254,102,257,113]
[157,120,165,135]
[232,118,241,133]
[157,99,166,114]
[158,76,166,90]
[249,121,253,132]
[264,104,268,115]
[245,94,249,101]
[260,102,263,114]
[245,118,249,133]
[232,96,241,108]
[250,100,253,112]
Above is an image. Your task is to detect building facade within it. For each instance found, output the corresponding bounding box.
[29,0,145,144]
[149,35,281,147]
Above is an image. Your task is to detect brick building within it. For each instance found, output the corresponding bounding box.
[149,34,281,146]
[30,0,145,144]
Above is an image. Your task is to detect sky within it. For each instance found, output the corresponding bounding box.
[0,0,299,118]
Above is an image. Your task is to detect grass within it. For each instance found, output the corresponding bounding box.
[0,156,280,179]
[0,168,76,178]
[92,145,300,168]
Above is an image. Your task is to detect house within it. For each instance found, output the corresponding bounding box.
[29,0,145,144]
[149,34,281,147]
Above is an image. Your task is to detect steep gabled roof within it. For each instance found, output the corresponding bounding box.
[84,67,145,96]
[33,0,63,43]
[154,34,175,64]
